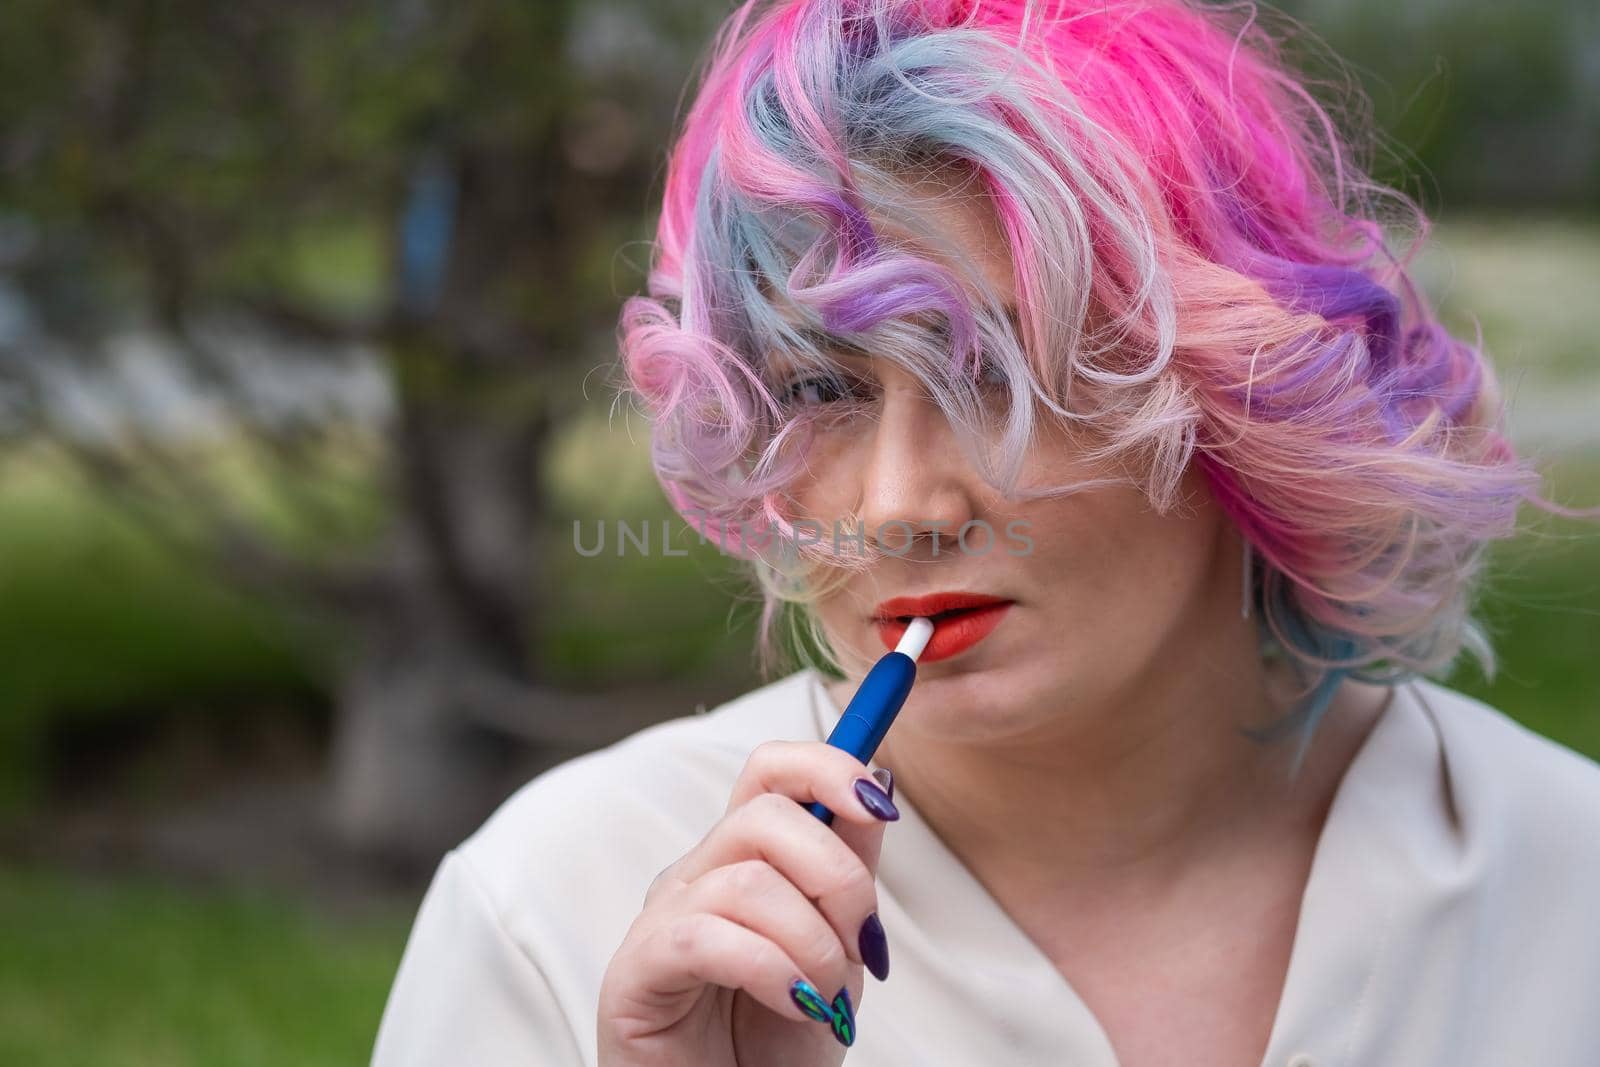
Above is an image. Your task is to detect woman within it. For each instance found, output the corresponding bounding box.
[371,1,1600,1064]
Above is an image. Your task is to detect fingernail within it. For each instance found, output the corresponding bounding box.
[871,766,894,802]
[858,911,891,981]
[789,977,835,1024]
[853,777,900,821]
[830,984,856,1047]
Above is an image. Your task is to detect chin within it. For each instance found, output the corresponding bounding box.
[904,686,1055,746]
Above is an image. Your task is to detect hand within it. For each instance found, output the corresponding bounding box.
[597,741,898,1066]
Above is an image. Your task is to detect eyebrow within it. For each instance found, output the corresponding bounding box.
[767,328,869,365]
[768,302,1021,367]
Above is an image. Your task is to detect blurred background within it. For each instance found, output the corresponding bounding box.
[0,0,1595,1063]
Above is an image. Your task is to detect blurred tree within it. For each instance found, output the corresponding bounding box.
[0,0,720,868]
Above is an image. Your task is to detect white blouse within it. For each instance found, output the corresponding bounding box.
[369,668,1600,1066]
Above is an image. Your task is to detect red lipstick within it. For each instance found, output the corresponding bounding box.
[872,592,1014,663]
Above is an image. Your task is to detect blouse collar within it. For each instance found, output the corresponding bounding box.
[803,668,1442,1066]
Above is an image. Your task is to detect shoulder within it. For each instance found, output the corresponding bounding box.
[1408,676,1600,801]
[1405,677,1600,869]
[375,671,826,1065]
[452,668,825,944]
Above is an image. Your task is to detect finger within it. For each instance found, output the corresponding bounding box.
[627,910,841,1030]
[682,859,855,1010]
[831,764,895,873]
[835,765,894,982]
[725,740,898,832]
[644,760,894,930]
[671,792,882,969]
[826,808,888,899]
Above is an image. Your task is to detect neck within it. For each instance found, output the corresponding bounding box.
[828,603,1390,899]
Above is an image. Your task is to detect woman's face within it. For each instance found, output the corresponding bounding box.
[786,176,1247,744]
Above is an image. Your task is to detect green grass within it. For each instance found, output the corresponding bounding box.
[0,865,411,1067]
[1447,452,1600,760]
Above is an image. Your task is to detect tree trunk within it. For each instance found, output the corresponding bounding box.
[323,329,556,869]
[325,622,526,875]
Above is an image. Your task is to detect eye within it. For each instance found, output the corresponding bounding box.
[976,354,1009,391]
[780,372,853,409]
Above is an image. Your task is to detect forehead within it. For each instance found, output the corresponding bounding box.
[751,160,1020,352]
[862,162,1017,305]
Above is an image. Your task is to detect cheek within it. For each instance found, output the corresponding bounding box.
[784,426,860,522]
[1025,473,1223,620]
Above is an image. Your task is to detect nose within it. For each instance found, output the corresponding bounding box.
[854,364,984,559]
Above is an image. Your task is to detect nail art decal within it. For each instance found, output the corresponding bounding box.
[830,985,856,1047]
[789,977,835,1024]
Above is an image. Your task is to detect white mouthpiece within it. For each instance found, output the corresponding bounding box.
[895,616,936,661]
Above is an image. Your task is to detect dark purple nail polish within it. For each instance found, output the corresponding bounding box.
[859,911,891,981]
[830,984,856,1047]
[871,766,894,803]
[853,777,900,821]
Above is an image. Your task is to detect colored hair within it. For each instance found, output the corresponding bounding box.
[613,0,1587,768]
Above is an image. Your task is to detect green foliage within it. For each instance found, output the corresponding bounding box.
[542,503,763,684]
[1270,0,1598,209]
[0,459,328,808]
[0,0,719,338]
[542,403,769,682]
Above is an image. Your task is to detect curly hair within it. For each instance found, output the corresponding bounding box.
[613,0,1585,764]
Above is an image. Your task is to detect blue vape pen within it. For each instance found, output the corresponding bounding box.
[806,616,935,825]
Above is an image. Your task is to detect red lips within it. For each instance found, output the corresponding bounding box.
[872,592,1015,663]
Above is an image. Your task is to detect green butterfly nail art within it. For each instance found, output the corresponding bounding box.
[830,985,856,1047]
[789,977,834,1024]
